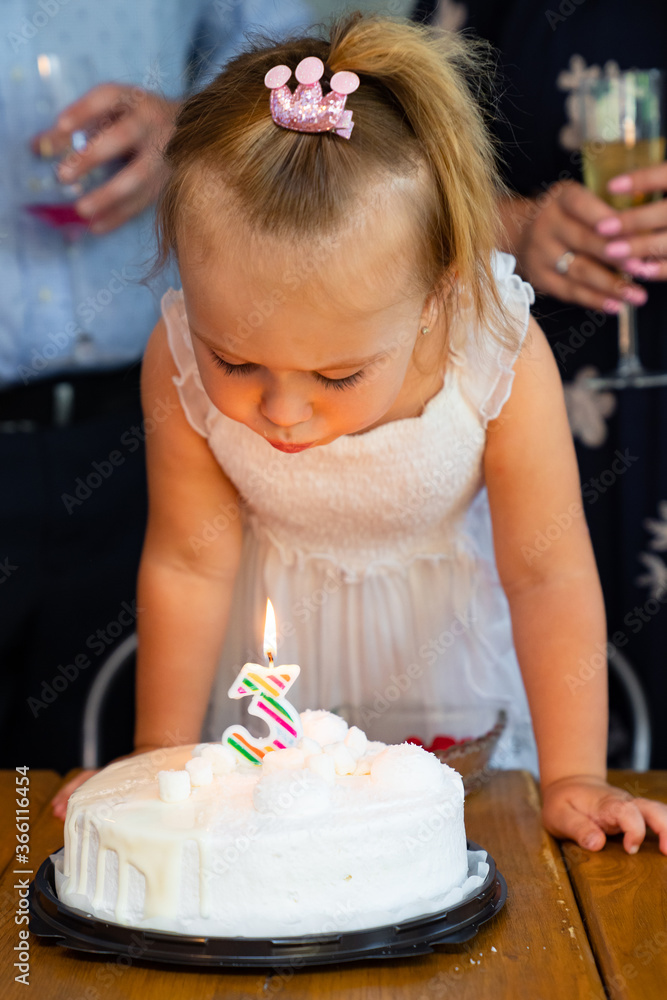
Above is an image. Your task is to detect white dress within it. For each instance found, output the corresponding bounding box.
[163,252,539,774]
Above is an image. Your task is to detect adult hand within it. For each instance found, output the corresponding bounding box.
[33,84,180,235]
[499,181,648,313]
[594,162,667,281]
[541,774,667,854]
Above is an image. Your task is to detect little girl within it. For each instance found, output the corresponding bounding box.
[55,15,667,853]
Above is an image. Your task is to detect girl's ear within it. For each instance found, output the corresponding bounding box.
[422,266,457,327]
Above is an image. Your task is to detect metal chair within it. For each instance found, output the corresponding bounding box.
[81,631,652,770]
[81,631,137,768]
[607,644,651,770]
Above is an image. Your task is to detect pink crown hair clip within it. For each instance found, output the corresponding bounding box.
[264,56,360,140]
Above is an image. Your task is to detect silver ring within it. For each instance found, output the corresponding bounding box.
[555,251,575,275]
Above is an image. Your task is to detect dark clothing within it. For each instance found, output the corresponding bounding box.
[415,0,667,766]
[0,371,145,771]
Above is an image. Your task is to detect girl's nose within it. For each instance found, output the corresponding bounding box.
[260,384,312,429]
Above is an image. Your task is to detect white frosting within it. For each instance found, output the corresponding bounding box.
[370,742,449,793]
[306,752,336,784]
[59,713,468,937]
[260,747,306,774]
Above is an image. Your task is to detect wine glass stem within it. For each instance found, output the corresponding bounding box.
[617,301,643,376]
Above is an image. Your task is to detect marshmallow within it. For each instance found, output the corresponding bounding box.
[191,743,210,757]
[297,736,322,756]
[158,770,191,803]
[344,726,367,760]
[324,742,357,776]
[300,709,348,746]
[201,744,238,775]
[185,757,213,786]
[306,752,336,784]
[261,747,306,774]
[353,756,373,776]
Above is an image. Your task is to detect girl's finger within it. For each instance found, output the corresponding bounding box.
[608,162,667,197]
[597,797,647,854]
[633,798,667,854]
[51,770,98,820]
[542,798,606,851]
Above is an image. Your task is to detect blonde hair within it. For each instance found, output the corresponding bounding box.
[156,13,513,348]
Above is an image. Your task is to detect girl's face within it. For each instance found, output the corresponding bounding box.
[180,207,441,452]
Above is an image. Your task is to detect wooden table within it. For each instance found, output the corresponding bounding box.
[0,769,664,1000]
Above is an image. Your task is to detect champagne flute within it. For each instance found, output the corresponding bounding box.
[578,69,667,389]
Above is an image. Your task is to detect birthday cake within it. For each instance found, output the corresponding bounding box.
[57,710,472,937]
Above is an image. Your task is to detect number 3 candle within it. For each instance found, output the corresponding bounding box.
[222,600,303,764]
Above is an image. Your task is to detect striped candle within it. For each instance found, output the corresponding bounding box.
[221,661,302,764]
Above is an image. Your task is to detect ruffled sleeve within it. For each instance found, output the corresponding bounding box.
[451,252,535,427]
[161,288,218,439]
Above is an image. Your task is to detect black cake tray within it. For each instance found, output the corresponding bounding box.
[29,841,507,968]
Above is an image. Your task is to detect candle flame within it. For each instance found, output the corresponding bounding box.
[263,599,277,663]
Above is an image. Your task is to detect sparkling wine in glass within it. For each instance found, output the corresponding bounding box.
[579,69,667,389]
[18,54,123,241]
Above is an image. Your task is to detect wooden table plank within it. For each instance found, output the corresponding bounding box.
[0,769,606,1000]
[562,770,667,1000]
[0,770,61,879]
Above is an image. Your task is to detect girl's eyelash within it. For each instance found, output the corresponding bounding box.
[210,351,365,390]
[210,354,255,377]
[313,370,365,391]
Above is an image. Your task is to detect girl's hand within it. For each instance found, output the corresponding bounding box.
[595,162,667,280]
[501,181,648,313]
[33,83,179,235]
[51,745,163,820]
[542,775,667,854]
[51,769,99,821]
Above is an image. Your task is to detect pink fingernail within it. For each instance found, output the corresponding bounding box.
[608,174,633,194]
[628,844,639,855]
[623,287,648,306]
[606,240,632,259]
[597,217,622,236]
[603,299,623,314]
